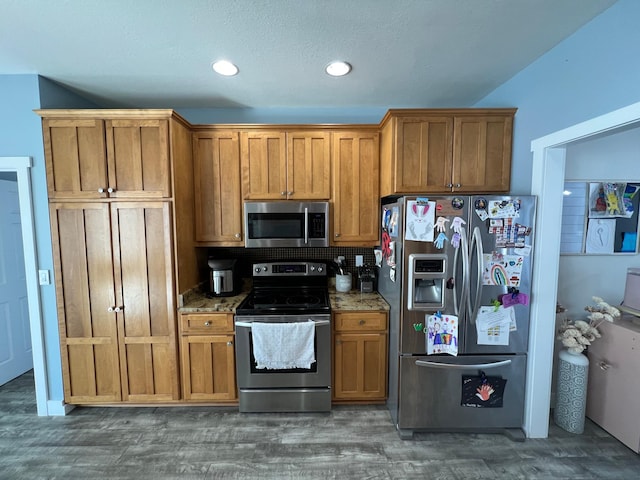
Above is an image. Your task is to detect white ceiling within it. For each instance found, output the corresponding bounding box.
[0,0,617,109]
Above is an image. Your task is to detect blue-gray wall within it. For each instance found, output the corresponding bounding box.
[475,0,640,194]
[0,75,97,403]
[1,0,638,409]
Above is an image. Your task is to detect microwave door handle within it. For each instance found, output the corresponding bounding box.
[304,207,309,245]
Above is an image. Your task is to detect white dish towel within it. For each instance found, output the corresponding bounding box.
[251,321,316,370]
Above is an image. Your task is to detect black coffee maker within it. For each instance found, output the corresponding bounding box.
[357,265,376,293]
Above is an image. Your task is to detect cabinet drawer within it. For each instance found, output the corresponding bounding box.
[180,313,234,334]
[334,312,387,332]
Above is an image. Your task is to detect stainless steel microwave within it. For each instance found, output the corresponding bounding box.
[244,201,329,248]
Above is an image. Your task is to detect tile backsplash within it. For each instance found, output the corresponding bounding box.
[205,247,376,278]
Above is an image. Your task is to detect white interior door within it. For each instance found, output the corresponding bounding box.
[0,176,33,385]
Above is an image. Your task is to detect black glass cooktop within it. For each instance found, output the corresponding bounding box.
[236,287,331,315]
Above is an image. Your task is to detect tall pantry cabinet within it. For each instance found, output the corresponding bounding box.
[38,110,199,404]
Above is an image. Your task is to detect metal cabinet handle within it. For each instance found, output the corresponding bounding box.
[107,187,115,193]
[598,361,610,371]
[227,341,233,346]
[234,233,241,239]
[454,183,461,188]
[416,359,512,370]
[446,183,453,188]
[114,306,123,313]
[335,233,341,237]
[107,306,114,312]
[287,191,293,196]
[204,321,211,327]
[281,191,286,196]
[98,187,105,194]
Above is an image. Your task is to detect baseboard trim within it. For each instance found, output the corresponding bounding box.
[46,400,75,416]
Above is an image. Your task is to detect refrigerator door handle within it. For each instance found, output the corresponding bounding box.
[468,226,484,324]
[454,228,469,316]
[416,359,512,370]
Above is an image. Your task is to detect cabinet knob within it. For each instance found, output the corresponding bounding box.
[235,233,241,239]
[98,188,105,194]
[204,321,211,327]
[114,306,123,313]
[287,191,293,196]
[107,187,115,193]
[598,361,610,371]
[227,341,233,346]
[107,306,115,312]
[454,183,461,188]
[335,233,340,237]
[446,183,453,188]
[281,191,286,196]
[359,320,365,325]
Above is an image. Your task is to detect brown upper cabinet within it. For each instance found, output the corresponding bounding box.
[241,130,331,200]
[331,130,380,246]
[40,113,171,199]
[379,109,515,196]
[192,130,243,245]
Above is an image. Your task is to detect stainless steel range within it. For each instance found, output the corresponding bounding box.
[234,261,331,412]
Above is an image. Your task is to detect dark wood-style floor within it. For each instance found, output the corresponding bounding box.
[1,371,639,479]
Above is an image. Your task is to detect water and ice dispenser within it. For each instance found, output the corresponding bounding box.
[407,254,447,310]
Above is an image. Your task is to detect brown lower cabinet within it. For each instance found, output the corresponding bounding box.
[178,313,237,402]
[332,311,388,402]
[50,201,180,403]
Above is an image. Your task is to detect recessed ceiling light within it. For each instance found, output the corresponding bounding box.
[212,60,239,76]
[325,61,351,77]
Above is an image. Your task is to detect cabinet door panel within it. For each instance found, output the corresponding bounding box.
[50,202,120,402]
[396,117,453,193]
[111,202,178,401]
[106,119,171,198]
[43,119,108,198]
[332,132,379,245]
[453,116,512,192]
[287,131,330,200]
[334,332,387,400]
[193,132,243,243]
[181,334,237,401]
[241,131,287,199]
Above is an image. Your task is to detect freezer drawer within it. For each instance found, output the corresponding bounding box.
[397,354,525,433]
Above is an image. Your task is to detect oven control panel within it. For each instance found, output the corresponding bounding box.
[252,261,326,277]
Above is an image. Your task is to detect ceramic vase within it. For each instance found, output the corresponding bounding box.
[554,348,589,434]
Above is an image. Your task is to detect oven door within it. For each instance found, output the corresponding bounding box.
[234,315,331,389]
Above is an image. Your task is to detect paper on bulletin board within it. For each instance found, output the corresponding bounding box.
[405,200,436,242]
[585,218,615,253]
[426,314,458,356]
[476,306,512,345]
[481,253,524,287]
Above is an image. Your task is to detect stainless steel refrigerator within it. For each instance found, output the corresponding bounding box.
[378,195,536,439]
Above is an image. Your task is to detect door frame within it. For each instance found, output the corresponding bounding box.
[527,101,640,438]
[0,157,49,415]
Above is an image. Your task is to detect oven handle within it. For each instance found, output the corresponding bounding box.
[235,319,330,328]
